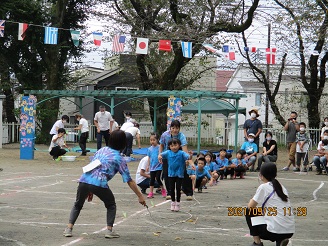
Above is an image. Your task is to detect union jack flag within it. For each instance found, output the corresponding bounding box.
[0,20,5,37]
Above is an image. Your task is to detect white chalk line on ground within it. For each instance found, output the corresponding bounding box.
[61,200,170,246]
[0,235,26,246]
[309,181,325,202]
[0,173,66,185]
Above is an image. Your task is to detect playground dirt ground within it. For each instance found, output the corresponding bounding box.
[0,143,327,246]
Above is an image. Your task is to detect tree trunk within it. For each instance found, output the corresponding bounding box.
[307,93,321,129]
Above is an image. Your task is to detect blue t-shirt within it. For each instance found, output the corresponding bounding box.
[79,147,132,188]
[241,141,258,154]
[161,150,190,178]
[159,130,188,150]
[205,162,215,172]
[196,167,211,180]
[147,145,162,171]
[215,157,228,170]
[231,158,247,166]
[187,164,195,176]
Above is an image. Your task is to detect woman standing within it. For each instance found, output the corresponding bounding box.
[245,163,294,246]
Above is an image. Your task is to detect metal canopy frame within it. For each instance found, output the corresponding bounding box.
[24,89,247,152]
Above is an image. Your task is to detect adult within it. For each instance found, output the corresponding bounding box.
[94,105,114,150]
[241,133,258,171]
[111,116,119,132]
[256,132,277,171]
[312,138,328,175]
[122,122,141,157]
[49,115,69,138]
[159,120,193,201]
[243,109,263,151]
[136,156,159,194]
[63,130,146,238]
[124,111,134,122]
[49,128,69,160]
[120,118,136,131]
[74,114,89,156]
[283,111,300,171]
[320,117,328,140]
[245,163,294,246]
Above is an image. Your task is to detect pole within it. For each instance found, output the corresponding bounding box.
[265,23,271,129]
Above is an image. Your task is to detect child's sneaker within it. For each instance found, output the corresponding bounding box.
[220,174,224,180]
[166,195,171,200]
[63,227,72,237]
[161,189,167,198]
[198,187,202,193]
[105,229,120,238]
[170,201,176,211]
[147,192,154,198]
[293,167,300,171]
[282,166,289,171]
[174,202,180,212]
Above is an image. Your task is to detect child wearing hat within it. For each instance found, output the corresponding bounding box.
[240,133,258,171]
[243,109,263,151]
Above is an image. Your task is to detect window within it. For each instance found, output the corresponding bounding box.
[255,93,262,106]
[115,87,139,91]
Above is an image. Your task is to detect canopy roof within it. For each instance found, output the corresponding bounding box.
[182,99,246,117]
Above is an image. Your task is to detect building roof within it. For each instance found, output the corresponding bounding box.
[216,70,235,91]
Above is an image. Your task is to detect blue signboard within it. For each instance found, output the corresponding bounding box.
[20,95,37,160]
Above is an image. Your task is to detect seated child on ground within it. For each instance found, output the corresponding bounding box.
[231,149,247,179]
[213,148,228,180]
[194,157,213,192]
[224,152,235,179]
[240,133,258,171]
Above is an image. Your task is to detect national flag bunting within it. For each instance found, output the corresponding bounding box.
[222,45,235,60]
[18,23,28,41]
[266,47,276,64]
[203,44,220,54]
[44,27,58,44]
[159,40,171,52]
[136,38,149,54]
[0,20,6,37]
[93,32,103,46]
[70,30,80,47]
[112,34,126,52]
[244,46,257,52]
[181,41,192,58]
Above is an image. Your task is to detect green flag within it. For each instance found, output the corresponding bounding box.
[70,30,80,47]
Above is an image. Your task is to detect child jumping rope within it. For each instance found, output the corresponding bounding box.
[147,133,166,198]
[158,139,193,212]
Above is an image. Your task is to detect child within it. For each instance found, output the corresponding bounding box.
[213,148,228,180]
[204,152,216,186]
[49,128,69,160]
[231,150,247,179]
[195,157,213,192]
[147,133,166,198]
[295,122,310,172]
[241,133,258,171]
[194,152,205,166]
[158,139,193,212]
[224,152,235,179]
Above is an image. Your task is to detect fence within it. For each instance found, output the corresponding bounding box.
[2,122,322,148]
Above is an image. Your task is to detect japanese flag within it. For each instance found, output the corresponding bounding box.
[136,38,149,55]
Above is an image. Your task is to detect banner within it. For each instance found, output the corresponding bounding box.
[167,95,182,130]
[20,95,37,160]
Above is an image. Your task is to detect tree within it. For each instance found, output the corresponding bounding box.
[98,0,259,133]
[273,0,328,129]
[0,0,93,142]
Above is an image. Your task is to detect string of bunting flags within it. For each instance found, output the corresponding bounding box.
[0,19,278,63]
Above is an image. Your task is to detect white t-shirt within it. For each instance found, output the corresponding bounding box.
[49,120,64,135]
[252,182,295,234]
[48,134,65,152]
[136,156,149,184]
[125,127,140,137]
[79,118,89,133]
[120,121,134,131]
[94,111,113,131]
[321,126,328,137]
[111,121,119,132]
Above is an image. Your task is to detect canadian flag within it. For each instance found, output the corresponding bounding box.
[266,48,276,64]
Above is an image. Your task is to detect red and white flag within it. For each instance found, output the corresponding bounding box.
[18,23,28,40]
[93,32,102,46]
[136,38,149,54]
[266,48,276,64]
[159,40,171,52]
[112,34,126,53]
